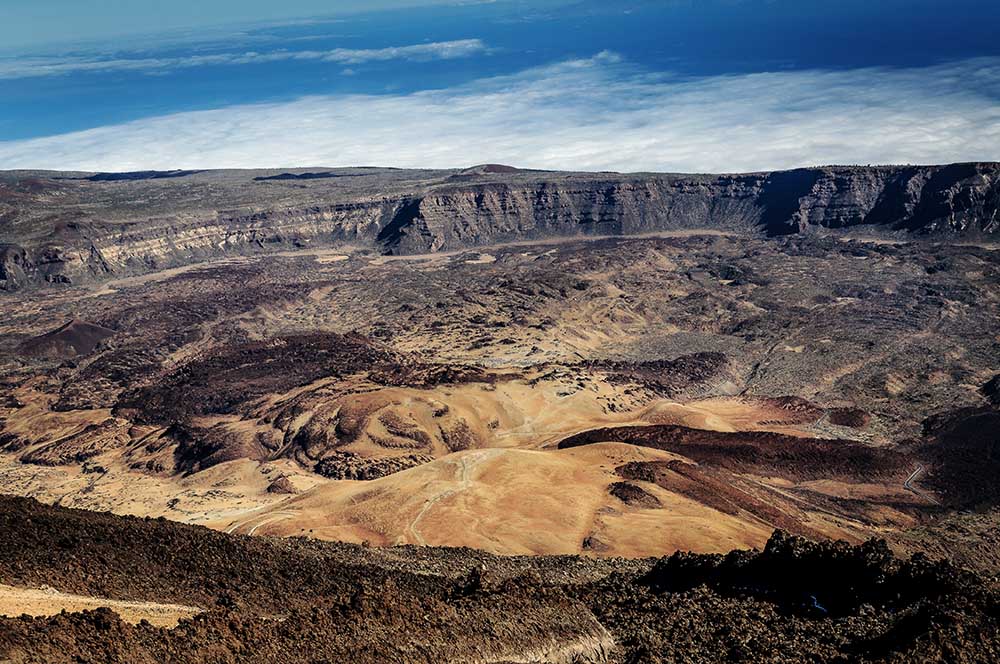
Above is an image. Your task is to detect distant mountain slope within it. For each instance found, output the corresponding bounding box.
[1,162,998,290]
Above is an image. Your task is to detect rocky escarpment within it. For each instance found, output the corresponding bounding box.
[1,162,997,289]
[384,163,1000,252]
[0,198,410,289]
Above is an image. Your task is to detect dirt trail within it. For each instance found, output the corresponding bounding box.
[367,229,738,265]
[903,464,939,505]
[226,509,300,535]
[407,449,504,546]
[247,512,298,536]
[495,629,615,663]
[0,584,201,627]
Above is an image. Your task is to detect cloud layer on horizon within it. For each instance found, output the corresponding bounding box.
[2,53,999,173]
[0,39,489,79]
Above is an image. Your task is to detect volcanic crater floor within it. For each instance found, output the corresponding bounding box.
[2,232,998,562]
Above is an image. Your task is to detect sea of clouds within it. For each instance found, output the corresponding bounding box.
[2,51,998,172]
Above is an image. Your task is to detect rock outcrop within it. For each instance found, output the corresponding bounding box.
[1,163,997,289]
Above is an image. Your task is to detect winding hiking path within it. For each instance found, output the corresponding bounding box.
[903,464,939,504]
[407,449,503,546]
[225,509,299,535]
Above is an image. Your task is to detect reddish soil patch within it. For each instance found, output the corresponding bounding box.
[616,460,827,540]
[828,407,871,428]
[757,396,824,425]
[560,424,909,483]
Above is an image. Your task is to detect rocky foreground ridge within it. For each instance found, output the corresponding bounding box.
[1,495,998,663]
[1,162,998,290]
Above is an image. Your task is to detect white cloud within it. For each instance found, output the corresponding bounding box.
[2,54,999,173]
[319,39,490,64]
[0,39,488,79]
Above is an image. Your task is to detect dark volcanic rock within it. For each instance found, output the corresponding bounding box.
[0,243,31,291]
[79,170,204,182]
[253,171,374,181]
[638,530,969,618]
[587,352,732,396]
[314,451,434,480]
[560,424,909,482]
[0,497,998,663]
[265,476,298,494]
[117,333,396,423]
[17,319,116,360]
[981,374,1000,405]
[920,407,1000,508]
[608,481,662,508]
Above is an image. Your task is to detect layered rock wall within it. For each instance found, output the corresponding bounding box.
[2,163,997,289]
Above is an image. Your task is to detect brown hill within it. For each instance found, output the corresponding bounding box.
[17,319,115,360]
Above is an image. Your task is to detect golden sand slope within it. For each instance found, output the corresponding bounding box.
[0,584,201,627]
[221,443,784,557]
[3,380,890,558]
[213,394,909,558]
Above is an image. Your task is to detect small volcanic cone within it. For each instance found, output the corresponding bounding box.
[18,319,115,360]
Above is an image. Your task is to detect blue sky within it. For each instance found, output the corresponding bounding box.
[1,0,998,172]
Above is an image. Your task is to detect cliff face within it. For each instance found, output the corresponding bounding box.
[769,163,1000,235]
[0,198,409,288]
[384,163,1000,252]
[385,176,767,254]
[90,198,407,273]
[0,162,997,289]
